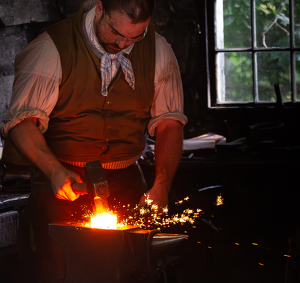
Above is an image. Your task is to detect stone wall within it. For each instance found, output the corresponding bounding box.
[0,26,26,124]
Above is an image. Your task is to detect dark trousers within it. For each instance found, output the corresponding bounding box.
[16,162,148,283]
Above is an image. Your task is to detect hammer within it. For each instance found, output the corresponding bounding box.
[71,160,110,214]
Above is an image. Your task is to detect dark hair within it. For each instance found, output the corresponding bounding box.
[101,0,154,23]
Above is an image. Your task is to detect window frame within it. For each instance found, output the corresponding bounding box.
[206,0,300,109]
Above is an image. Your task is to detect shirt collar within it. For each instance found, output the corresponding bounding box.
[85,6,134,55]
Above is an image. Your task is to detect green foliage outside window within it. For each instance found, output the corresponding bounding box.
[219,0,300,102]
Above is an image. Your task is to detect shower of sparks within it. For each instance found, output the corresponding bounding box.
[215,194,224,206]
[145,194,154,206]
[80,195,202,230]
[116,196,202,230]
[175,196,190,205]
[79,196,291,265]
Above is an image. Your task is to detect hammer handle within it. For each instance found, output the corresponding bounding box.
[71,182,88,194]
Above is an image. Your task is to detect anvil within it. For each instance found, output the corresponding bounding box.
[49,221,188,283]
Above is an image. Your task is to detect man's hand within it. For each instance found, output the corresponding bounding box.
[49,167,84,201]
[139,184,169,208]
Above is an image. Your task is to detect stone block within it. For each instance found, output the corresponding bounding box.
[0,75,14,125]
[0,26,28,126]
[0,26,27,70]
[60,0,85,18]
[0,0,61,27]
[0,211,18,248]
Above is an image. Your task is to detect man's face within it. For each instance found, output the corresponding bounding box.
[94,6,150,54]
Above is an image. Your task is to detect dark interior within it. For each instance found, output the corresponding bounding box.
[0,0,300,282]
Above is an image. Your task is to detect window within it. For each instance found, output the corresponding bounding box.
[209,0,300,106]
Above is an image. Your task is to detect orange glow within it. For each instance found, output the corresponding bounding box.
[215,194,224,206]
[90,213,117,229]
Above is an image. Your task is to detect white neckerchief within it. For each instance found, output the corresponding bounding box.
[84,7,136,96]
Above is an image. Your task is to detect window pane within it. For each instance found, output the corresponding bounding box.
[215,0,251,49]
[257,51,291,101]
[295,0,300,48]
[296,52,300,101]
[216,52,253,102]
[256,0,290,48]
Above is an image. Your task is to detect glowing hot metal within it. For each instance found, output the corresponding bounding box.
[90,212,117,229]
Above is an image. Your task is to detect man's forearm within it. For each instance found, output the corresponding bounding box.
[9,118,82,201]
[154,119,183,193]
[9,118,64,180]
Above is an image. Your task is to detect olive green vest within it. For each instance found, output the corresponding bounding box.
[44,5,155,164]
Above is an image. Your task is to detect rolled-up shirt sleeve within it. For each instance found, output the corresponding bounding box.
[148,33,188,137]
[1,31,61,137]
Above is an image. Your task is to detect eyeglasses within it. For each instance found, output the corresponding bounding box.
[102,10,148,43]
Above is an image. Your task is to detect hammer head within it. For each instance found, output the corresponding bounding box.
[84,160,110,200]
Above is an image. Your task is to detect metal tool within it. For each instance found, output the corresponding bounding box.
[72,160,110,214]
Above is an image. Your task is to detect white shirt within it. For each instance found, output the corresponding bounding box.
[1,7,187,138]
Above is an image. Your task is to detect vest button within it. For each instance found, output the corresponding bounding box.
[105,138,109,142]
[107,101,111,105]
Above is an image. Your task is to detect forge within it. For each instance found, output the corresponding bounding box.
[49,221,188,283]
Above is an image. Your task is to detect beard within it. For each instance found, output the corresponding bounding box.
[94,16,130,54]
